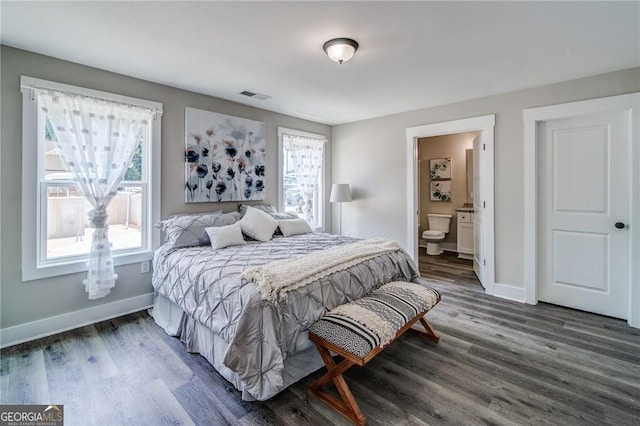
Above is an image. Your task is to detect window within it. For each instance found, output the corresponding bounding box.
[42,126,144,260]
[21,77,162,280]
[278,127,327,230]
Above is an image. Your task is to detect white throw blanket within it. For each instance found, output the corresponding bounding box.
[241,238,403,302]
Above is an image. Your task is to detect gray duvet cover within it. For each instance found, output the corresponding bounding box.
[152,232,422,400]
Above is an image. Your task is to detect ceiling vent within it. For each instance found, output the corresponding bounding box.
[239,90,271,101]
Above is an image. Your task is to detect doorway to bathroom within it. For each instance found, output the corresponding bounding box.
[417,132,477,253]
[406,115,496,296]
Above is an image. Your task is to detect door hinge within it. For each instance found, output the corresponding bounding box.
[483,143,486,151]
[484,259,486,266]
[483,201,486,208]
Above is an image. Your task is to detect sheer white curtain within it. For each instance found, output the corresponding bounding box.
[283,134,325,227]
[37,89,154,299]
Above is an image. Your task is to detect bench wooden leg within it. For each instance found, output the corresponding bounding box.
[420,317,441,343]
[308,342,366,426]
[407,316,441,343]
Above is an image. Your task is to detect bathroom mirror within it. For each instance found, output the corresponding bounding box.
[466,149,473,204]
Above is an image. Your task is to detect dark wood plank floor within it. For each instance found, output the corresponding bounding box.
[2,251,639,425]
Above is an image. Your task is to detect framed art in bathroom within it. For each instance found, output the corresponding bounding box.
[430,181,452,202]
[429,157,451,180]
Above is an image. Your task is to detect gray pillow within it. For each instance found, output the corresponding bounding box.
[156,212,223,248]
[168,209,223,219]
[212,211,242,227]
[270,212,299,220]
[238,203,277,217]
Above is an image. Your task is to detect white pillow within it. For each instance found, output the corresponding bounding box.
[278,218,313,237]
[205,222,247,250]
[239,206,278,242]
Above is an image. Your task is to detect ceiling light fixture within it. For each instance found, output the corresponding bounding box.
[323,38,359,64]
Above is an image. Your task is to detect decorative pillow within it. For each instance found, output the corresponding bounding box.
[157,211,240,231]
[270,212,299,220]
[205,222,247,250]
[239,206,278,242]
[156,212,222,248]
[212,211,242,227]
[168,210,223,219]
[238,203,277,217]
[277,218,313,237]
[156,210,223,231]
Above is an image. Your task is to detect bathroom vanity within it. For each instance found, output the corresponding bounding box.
[456,208,474,260]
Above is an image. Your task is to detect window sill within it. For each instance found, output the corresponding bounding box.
[22,250,154,282]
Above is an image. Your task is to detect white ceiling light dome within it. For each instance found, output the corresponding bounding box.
[323,38,359,64]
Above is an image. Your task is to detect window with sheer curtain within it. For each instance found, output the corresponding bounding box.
[21,76,162,296]
[278,128,327,230]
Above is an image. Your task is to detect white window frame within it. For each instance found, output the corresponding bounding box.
[20,76,163,281]
[277,127,327,231]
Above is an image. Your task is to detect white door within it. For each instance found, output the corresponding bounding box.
[472,134,485,287]
[537,111,631,319]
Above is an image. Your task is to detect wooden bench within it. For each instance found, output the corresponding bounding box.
[308,281,441,425]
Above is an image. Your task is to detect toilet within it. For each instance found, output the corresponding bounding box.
[422,214,453,255]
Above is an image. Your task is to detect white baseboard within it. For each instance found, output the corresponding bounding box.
[441,242,457,252]
[0,293,154,349]
[419,243,457,251]
[493,282,526,303]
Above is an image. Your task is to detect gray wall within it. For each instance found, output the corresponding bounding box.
[0,46,331,329]
[331,67,640,289]
[2,44,638,332]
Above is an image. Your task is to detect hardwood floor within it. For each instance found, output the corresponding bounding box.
[2,251,639,425]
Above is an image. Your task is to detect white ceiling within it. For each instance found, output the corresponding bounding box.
[1,1,638,125]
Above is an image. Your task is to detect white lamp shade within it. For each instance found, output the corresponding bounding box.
[330,184,352,202]
[323,38,359,64]
[326,44,355,63]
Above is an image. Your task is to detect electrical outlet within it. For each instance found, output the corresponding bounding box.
[344,231,350,237]
[141,261,150,273]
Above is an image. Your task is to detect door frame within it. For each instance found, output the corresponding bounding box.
[523,93,640,328]
[406,114,496,296]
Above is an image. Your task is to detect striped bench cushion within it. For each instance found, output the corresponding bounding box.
[309,281,440,359]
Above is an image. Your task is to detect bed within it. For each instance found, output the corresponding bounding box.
[151,208,423,401]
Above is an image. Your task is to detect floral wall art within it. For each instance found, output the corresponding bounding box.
[185,107,266,203]
[429,157,451,180]
[429,157,452,202]
[430,181,452,202]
